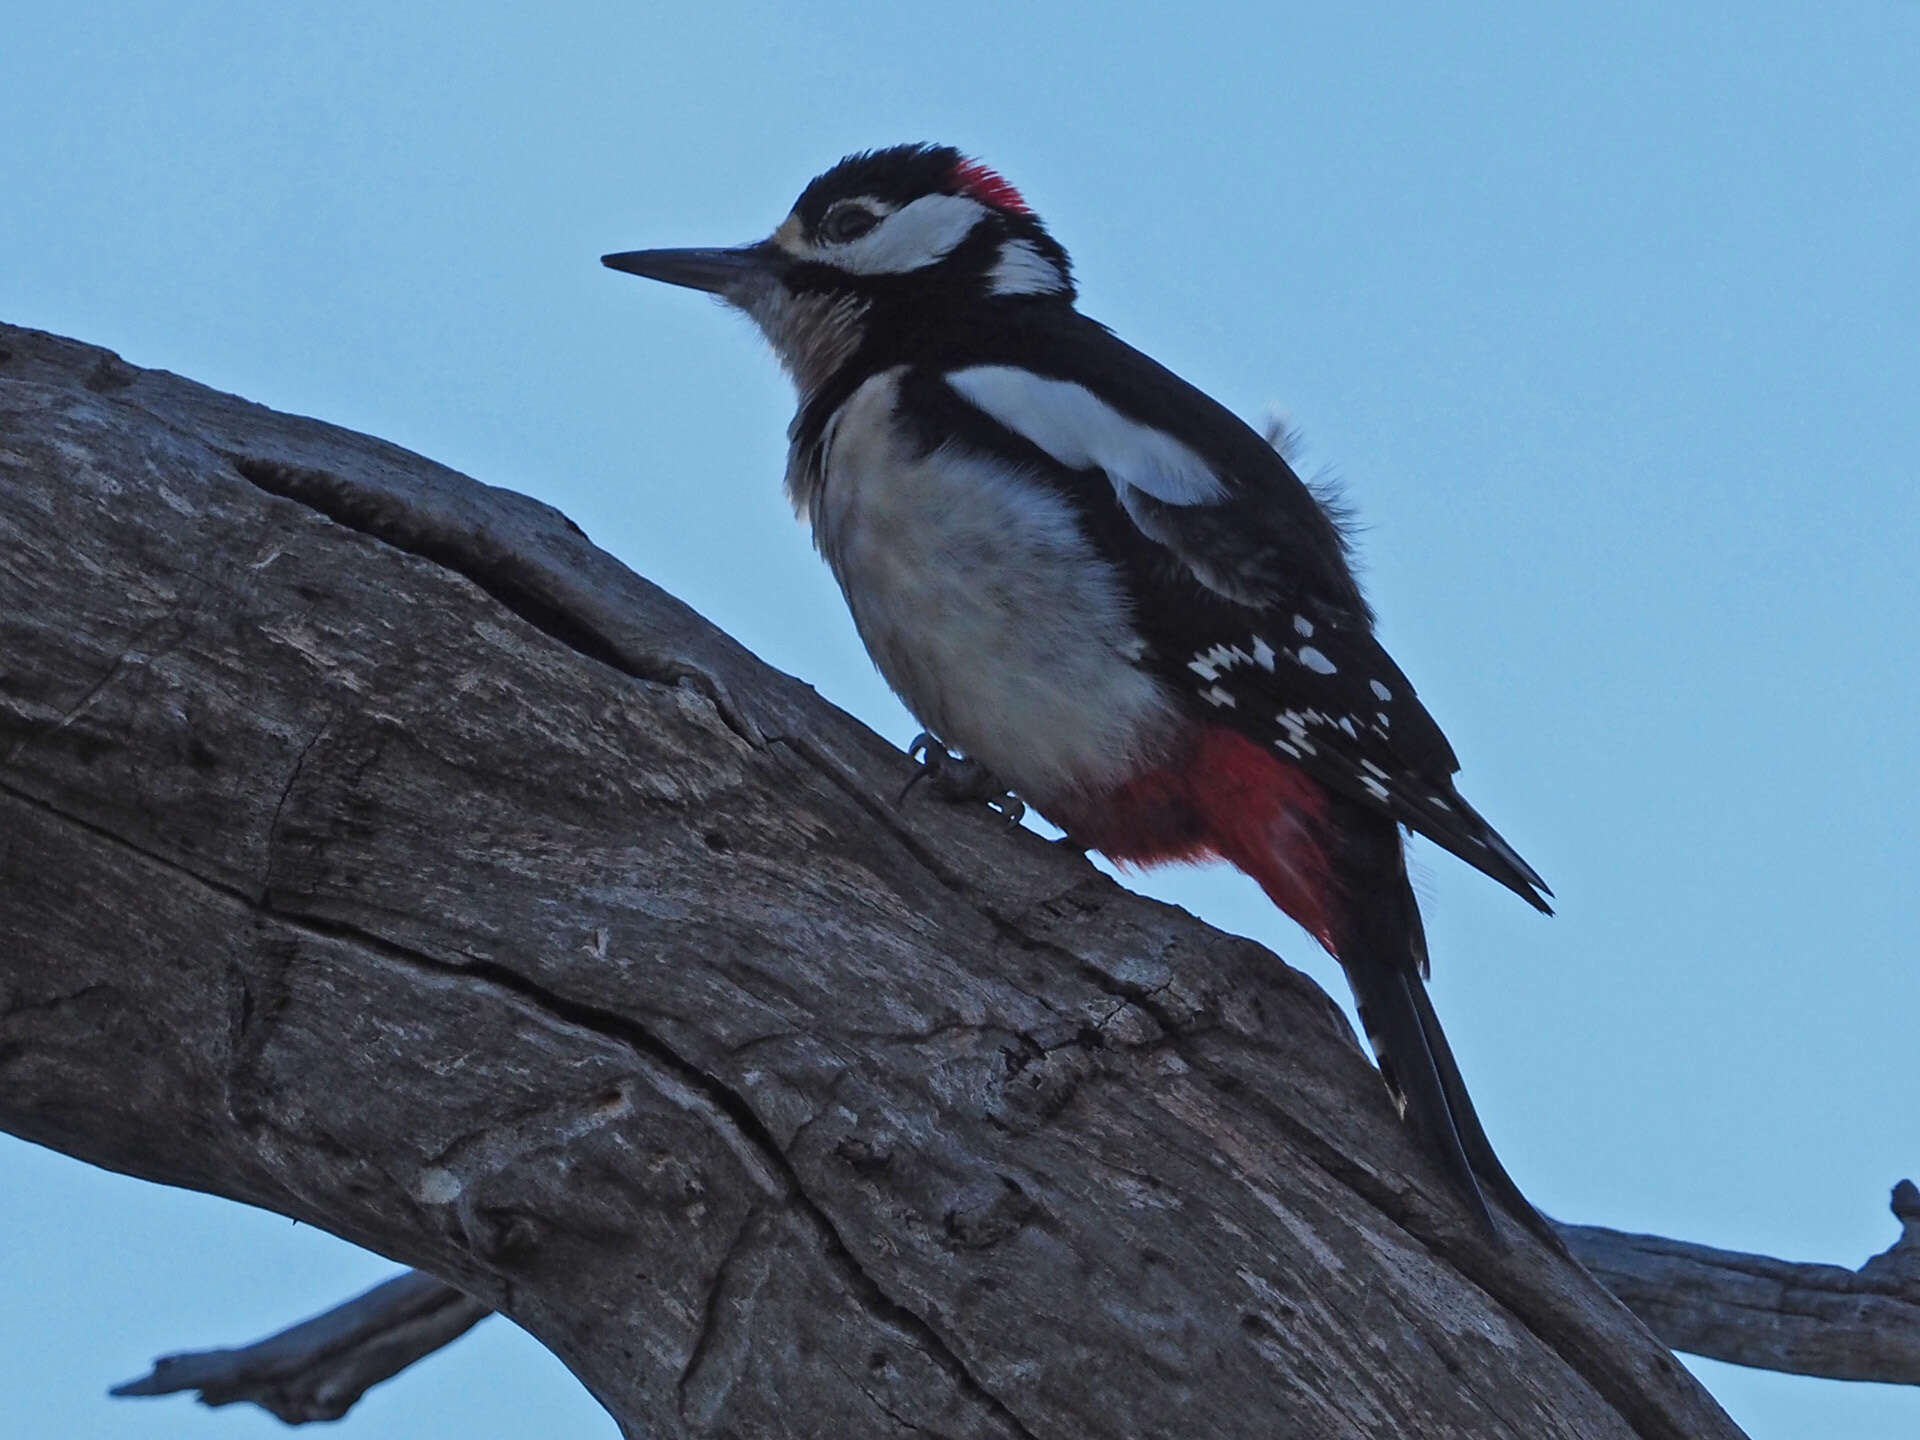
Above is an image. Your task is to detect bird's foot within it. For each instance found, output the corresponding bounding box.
[900,733,1025,826]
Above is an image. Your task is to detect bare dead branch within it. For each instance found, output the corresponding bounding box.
[110,1271,489,1421]
[0,319,1756,1438]
[104,1178,1920,1427]
[1558,1180,1920,1387]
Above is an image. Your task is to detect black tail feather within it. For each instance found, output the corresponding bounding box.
[1334,806,1549,1247]
[1403,976,1566,1253]
[1345,952,1499,1240]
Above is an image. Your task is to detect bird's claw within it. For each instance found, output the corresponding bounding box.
[900,733,1026,825]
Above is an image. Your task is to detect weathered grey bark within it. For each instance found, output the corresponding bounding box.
[1558,1180,1920,1387]
[109,1271,490,1421]
[110,1178,1920,1426]
[0,319,1751,1438]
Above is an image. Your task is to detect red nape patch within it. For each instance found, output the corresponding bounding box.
[949,158,1032,215]
[1070,729,1338,952]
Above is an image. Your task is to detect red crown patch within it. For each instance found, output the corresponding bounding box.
[949,158,1031,216]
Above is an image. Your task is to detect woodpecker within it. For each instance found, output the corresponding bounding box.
[604,144,1553,1241]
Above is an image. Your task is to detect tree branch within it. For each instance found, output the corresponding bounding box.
[109,1271,490,1421]
[1558,1180,1920,1386]
[0,319,1753,1437]
[103,1180,1920,1426]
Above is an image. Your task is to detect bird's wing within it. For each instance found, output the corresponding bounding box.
[929,323,1550,910]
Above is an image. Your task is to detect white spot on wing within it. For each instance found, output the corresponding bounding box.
[1370,679,1393,702]
[1190,642,1255,682]
[1295,647,1337,675]
[1360,776,1390,802]
[1251,636,1276,670]
[947,366,1227,506]
[1292,615,1314,637]
[1202,685,1237,708]
[1275,710,1319,755]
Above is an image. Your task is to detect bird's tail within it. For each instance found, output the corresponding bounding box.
[1175,730,1556,1245]
[1331,811,1559,1249]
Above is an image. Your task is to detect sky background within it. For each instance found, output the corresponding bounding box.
[3,3,1916,1436]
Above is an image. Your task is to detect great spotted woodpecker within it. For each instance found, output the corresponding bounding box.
[605,144,1553,1241]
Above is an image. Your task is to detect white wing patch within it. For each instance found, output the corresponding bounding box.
[947,366,1227,506]
[818,193,991,275]
[988,239,1068,295]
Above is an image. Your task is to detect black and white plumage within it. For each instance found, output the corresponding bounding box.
[605,144,1553,1242]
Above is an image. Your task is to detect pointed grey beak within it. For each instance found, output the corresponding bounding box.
[600,243,786,295]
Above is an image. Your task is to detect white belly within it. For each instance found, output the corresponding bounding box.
[806,368,1180,807]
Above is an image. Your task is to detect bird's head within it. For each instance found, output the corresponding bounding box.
[603,144,1073,394]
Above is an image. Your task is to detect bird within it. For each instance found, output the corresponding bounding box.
[603,143,1554,1242]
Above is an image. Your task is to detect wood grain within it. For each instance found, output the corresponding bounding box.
[0,321,1747,1437]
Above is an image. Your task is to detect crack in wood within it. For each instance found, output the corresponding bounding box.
[371,938,1043,1440]
[0,597,202,768]
[676,1205,769,1421]
[0,321,1787,1438]
[223,452,768,749]
[0,773,1042,1440]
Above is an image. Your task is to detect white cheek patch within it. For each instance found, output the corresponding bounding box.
[946,365,1227,505]
[988,239,1068,295]
[822,193,991,275]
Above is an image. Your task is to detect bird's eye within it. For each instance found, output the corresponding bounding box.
[821,205,880,243]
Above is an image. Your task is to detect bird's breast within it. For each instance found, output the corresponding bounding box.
[803,367,1181,809]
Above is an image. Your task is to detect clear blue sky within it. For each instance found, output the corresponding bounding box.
[4,4,1916,1436]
